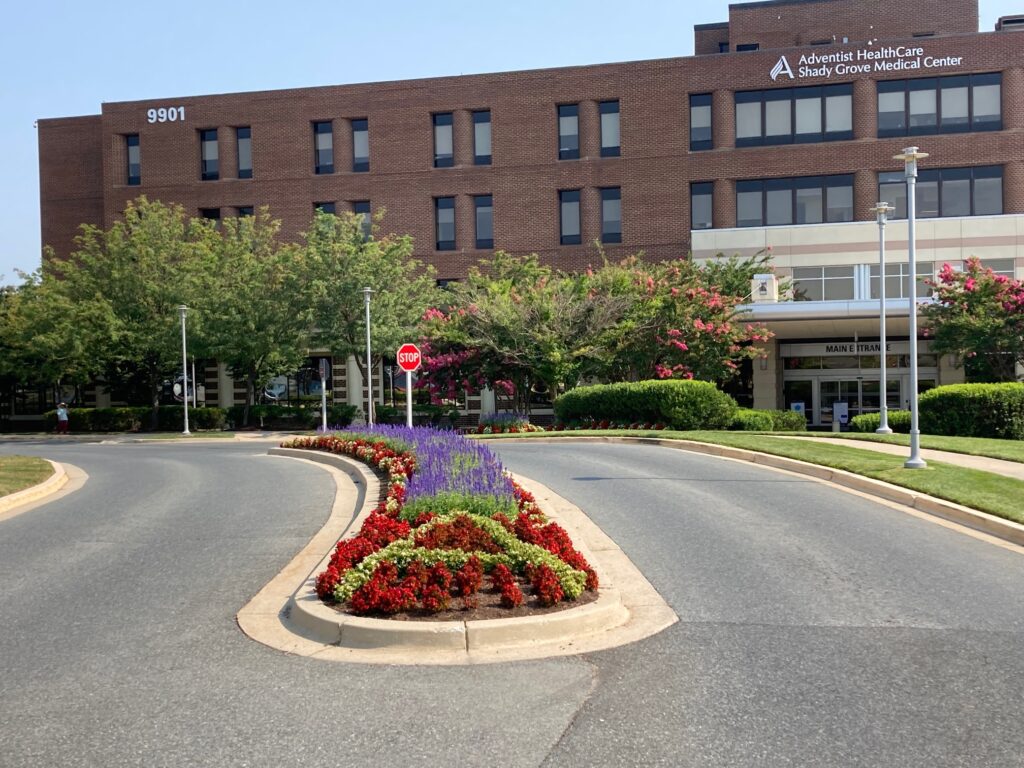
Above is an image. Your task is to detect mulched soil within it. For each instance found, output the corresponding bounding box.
[330,575,598,622]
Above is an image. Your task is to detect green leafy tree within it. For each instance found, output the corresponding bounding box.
[0,270,115,395]
[51,197,219,426]
[201,210,316,425]
[925,257,1024,382]
[420,253,629,413]
[304,210,442,420]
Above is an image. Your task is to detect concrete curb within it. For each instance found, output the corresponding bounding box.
[488,436,1024,549]
[0,460,68,519]
[236,447,675,665]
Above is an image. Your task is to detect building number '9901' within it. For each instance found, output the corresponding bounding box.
[147,107,185,123]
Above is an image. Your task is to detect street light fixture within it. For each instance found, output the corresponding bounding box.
[893,146,929,469]
[870,201,895,435]
[178,304,190,436]
[363,286,374,427]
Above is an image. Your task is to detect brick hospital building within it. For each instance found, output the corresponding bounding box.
[29,0,1024,427]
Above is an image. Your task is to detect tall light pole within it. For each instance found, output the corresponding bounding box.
[871,202,895,435]
[893,147,928,469]
[178,305,190,436]
[363,286,374,426]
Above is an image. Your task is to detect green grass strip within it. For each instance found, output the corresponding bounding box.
[783,431,1024,465]
[475,430,1024,525]
[0,455,54,497]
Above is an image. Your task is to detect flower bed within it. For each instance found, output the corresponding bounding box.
[282,427,598,618]
[546,420,668,432]
[474,412,546,435]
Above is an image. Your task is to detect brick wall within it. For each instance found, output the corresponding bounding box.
[38,4,1023,280]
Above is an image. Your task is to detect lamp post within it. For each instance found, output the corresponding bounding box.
[363,287,374,426]
[893,147,929,469]
[870,202,895,435]
[178,305,190,436]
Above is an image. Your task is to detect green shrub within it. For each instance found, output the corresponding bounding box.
[327,404,357,428]
[849,410,911,433]
[44,406,227,432]
[767,409,808,431]
[554,380,737,430]
[919,383,1024,439]
[730,408,774,431]
[156,406,227,431]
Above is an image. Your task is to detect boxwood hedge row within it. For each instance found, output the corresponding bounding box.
[554,380,737,430]
[919,383,1024,439]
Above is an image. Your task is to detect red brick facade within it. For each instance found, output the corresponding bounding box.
[38,0,1024,280]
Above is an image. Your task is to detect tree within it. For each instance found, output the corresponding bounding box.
[51,197,219,426]
[925,257,1024,382]
[0,270,115,395]
[201,211,316,424]
[580,255,772,383]
[304,210,442,419]
[419,253,629,413]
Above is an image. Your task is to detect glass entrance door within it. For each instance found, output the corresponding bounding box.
[861,379,901,414]
[819,379,861,426]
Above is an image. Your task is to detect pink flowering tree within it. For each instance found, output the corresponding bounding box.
[925,257,1024,382]
[581,255,773,382]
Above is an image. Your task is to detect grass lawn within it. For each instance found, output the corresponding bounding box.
[784,431,1024,464]
[0,455,54,497]
[475,429,1024,525]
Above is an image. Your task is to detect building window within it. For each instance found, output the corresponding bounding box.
[558,104,580,160]
[433,113,454,168]
[689,93,713,151]
[352,119,369,172]
[736,43,759,51]
[735,84,852,146]
[236,126,252,179]
[559,189,581,245]
[879,166,1002,219]
[353,200,371,238]
[126,134,140,186]
[735,175,853,227]
[870,261,935,299]
[314,202,336,214]
[236,206,254,217]
[599,100,620,157]
[600,187,621,243]
[435,197,455,250]
[980,259,1015,277]
[200,129,218,181]
[877,73,1001,137]
[718,42,729,53]
[313,122,333,175]
[473,110,491,165]
[690,182,713,230]
[474,195,493,249]
[199,207,220,220]
[792,266,855,301]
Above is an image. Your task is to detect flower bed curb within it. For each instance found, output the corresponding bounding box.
[0,460,68,520]
[238,447,673,664]
[487,436,1024,549]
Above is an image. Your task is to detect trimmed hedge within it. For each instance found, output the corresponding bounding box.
[43,406,227,432]
[729,408,808,432]
[919,383,1024,439]
[227,403,357,429]
[850,410,912,434]
[554,380,737,430]
[730,408,774,431]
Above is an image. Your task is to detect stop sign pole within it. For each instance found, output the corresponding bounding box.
[396,343,421,428]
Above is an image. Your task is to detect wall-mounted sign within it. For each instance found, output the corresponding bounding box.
[779,340,932,357]
[147,106,186,123]
[771,46,964,81]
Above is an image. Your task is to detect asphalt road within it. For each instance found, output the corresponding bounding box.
[1,439,1022,767]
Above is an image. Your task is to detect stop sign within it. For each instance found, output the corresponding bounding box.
[396,343,422,372]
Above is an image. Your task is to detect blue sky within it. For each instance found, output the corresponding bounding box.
[0,0,1016,283]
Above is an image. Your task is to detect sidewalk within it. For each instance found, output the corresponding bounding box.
[776,436,1024,482]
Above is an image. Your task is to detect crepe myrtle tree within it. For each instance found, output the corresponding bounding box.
[925,257,1024,382]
